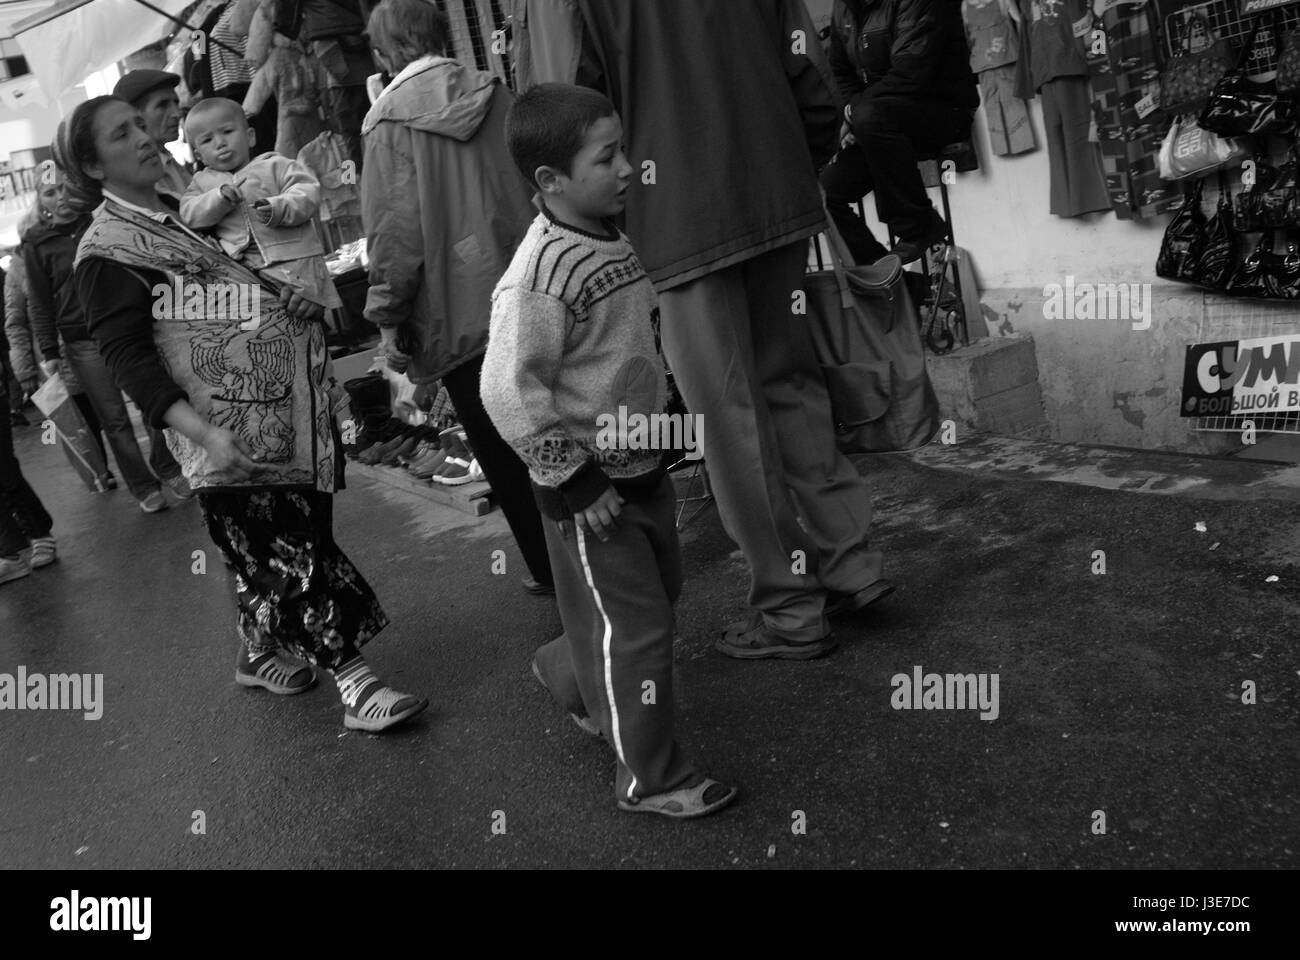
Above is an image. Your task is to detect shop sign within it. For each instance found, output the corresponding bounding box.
[1181,334,1300,417]
[1240,0,1300,15]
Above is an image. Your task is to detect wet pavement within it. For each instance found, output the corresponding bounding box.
[2,413,1298,868]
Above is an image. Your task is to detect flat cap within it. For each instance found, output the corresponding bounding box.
[112,69,180,107]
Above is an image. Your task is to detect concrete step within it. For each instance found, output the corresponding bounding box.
[855,433,1300,503]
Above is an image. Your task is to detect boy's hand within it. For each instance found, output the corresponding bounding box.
[250,199,275,224]
[219,184,242,206]
[574,487,624,543]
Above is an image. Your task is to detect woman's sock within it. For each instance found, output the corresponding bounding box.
[332,656,379,708]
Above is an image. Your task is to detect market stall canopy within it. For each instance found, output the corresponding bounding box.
[10,0,194,99]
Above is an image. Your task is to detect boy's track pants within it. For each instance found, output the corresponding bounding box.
[533,475,699,801]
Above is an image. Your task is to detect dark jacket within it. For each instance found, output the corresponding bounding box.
[23,216,93,359]
[829,0,978,110]
[519,0,840,291]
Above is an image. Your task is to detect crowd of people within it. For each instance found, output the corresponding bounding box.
[1,0,975,819]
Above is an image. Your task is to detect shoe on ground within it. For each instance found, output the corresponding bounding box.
[342,680,428,732]
[617,777,739,819]
[716,611,837,661]
[28,536,57,569]
[165,475,194,500]
[0,553,32,586]
[138,490,169,513]
[380,434,419,466]
[468,458,484,481]
[522,576,556,597]
[408,447,449,478]
[531,657,600,736]
[431,432,474,484]
[235,648,317,695]
[825,577,898,617]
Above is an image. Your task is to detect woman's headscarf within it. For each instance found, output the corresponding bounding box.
[51,112,105,215]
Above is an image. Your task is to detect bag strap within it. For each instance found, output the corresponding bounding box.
[819,198,859,310]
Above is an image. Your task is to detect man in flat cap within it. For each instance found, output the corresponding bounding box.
[112,69,193,202]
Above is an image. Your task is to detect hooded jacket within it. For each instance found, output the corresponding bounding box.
[518,0,840,291]
[361,55,535,384]
[829,0,979,111]
[4,251,37,387]
[23,215,93,359]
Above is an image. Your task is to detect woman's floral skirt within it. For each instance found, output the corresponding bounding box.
[199,489,388,670]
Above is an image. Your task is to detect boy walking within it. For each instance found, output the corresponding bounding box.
[482,84,737,819]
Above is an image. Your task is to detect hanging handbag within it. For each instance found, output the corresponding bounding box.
[804,212,940,453]
[1278,28,1300,97]
[1157,114,1251,181]
[1157,179,1207,281]
[1159,14,1235,115]
[1198,16,1299,137]
[1232,156,1280,231]
[1225,231,1300,298]
[1193,173,1239,289]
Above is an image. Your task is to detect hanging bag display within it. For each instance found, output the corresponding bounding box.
[1193,173,1239,289]
[1225,231,1300,298]
[804,212,940,453]
[1157,114,1251,181]
[1198,15,1299,137]
[1156,179,1208,281]
[1233,148,1300,230]
[1277,27,1300,97]
[1159,13,1235,116]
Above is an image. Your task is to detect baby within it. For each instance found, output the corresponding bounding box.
[180,97,342,328]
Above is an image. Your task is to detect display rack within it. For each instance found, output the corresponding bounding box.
[1165,0,1300,73]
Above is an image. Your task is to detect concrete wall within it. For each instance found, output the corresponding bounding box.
[924,92,1290,455]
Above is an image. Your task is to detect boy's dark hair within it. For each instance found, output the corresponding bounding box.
[506,83,617,190]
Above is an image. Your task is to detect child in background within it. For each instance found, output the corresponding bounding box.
[481,83,738,819]
[180,97,342,322]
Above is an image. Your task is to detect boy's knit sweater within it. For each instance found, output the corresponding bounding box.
[481,204,668,520]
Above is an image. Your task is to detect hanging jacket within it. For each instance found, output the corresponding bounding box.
[4,250,38,387]
[23,215,93,358]
[518,0,840,291]
[243,39,328,156]
[298,130,361,221]
[360,55,535,384]
[829,0,979,109]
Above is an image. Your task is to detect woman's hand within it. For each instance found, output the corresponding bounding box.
[39,359,60,380]
[203,426,263,481]
[278,286,324,321]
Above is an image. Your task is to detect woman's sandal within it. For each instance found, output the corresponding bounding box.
[343,680,429,732]
[236,650,317,695]
[617,778,739,819]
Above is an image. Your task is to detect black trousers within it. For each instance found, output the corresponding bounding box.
[820,96,972,265]
[0,390,52,557]
[442,353,554,587]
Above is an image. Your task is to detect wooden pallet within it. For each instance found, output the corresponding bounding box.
[347,459,496,516]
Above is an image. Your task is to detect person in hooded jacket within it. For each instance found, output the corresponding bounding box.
[362,0,553,596]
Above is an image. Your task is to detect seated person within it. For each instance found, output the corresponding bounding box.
[819,0,978,265]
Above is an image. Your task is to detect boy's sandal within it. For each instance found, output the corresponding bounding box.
[825,577,898,617]
[716,613,837,661]
[236,651,317,695]
[530,658,601,737]
[617,778,739,819]
[343,681,428,732]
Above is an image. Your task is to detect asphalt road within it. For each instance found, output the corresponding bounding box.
[2,420,1298,868]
